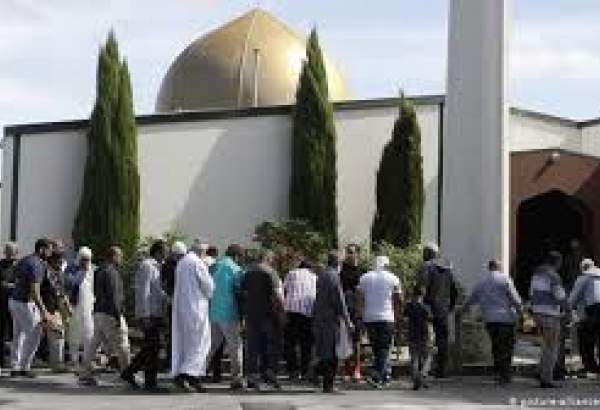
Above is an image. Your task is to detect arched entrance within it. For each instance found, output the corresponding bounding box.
[515,190,592,295]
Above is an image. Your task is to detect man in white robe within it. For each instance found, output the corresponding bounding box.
[171,241,214,393]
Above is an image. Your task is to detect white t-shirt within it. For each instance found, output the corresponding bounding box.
[358,270,402,322]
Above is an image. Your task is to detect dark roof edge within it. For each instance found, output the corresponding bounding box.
[511,147,600,162]
[5,94,599,137]
[579,117,600,128]
[509,107,579,128]
[3,95,445,137]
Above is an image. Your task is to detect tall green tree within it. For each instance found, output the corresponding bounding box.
[290,29,338,246]
[372,94,424,248]
[73,32,140,258]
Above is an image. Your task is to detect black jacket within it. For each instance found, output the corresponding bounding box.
[93,263,124,319]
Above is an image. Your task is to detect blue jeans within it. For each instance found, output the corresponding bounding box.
[365,321,394,381]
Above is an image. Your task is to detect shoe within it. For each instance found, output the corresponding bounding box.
[267,379,282,390]
[120,371,140,389]
[365,375,382,389]
[540,381,560,389]
[143,385,170,394]
[246,380,262,392]
[191,381,207,393]
[78,376,99,386]
[230,378,244,390]
[21,371,37,379]
[173,376,194,393]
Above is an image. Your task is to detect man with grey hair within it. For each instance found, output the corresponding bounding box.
[462,260,522,384]
[171,240,214,393]
[0,242,18,372]
[569,258,600,374]
[241,249,284,391]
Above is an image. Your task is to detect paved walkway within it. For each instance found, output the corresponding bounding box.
[1,372,599,409]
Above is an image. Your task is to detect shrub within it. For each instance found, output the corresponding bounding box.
[253,219,329,275]
[363,242,422,297]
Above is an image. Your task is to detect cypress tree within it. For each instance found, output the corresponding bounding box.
[73,32,140,258]
[372,94,424,248]
[290,29,338,246]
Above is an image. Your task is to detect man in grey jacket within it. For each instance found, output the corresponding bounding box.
[462,260,522,384]
[529,251,568,388]
[568,258,600,374]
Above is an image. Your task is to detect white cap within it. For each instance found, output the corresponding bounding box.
[581,258,595,271]
[171,241,187,255]
[77,246,92,262]
[374,255,390,270]
[424,242,439,254]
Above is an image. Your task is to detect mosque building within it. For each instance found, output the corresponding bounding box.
[3,7,600,290]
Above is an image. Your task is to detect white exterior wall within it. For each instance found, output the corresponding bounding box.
[138,116,292,247]
[15,131,87,251]
[336,104,440,246]
[1,136,14,244]
[509,112,581,153]
[2,103,441,252]
[581,123,600,157]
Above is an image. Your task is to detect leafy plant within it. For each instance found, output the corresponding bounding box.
[253,219,329,275]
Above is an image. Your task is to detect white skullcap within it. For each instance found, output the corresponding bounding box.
[77,246,92,262]
[424,242,439,253]
[374,255,390,271]
[581,258,595,271]
[171,241,187,255]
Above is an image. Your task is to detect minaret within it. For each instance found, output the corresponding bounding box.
[442,0,510,290]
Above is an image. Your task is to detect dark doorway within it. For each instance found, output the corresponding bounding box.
[515,190,591,296]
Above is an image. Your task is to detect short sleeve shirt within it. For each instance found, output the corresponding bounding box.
[358,270,401,322]
[12,254,46,302]
[209,257,243,323]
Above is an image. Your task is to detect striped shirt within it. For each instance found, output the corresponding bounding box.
[283,268,317,317]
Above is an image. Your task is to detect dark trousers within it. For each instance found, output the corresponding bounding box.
[125,318,161,387]
[284,312,313,377]
[0,307,7,368]
[320,357,338,391]
[207,343,224,380]
[246,318,281,380]
[579,321,599,372]
[485,322,515,381]
[553,320,568,377]
[582,304,600,372]
[432,316,449,377]
[365,321,394,381]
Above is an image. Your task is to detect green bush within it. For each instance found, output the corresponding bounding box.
[253,219,329,275]
[359,242,422,297]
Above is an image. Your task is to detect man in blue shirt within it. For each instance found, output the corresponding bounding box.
[9,238,52,377]
[206,244,244,389]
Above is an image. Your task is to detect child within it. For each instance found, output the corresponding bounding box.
[404,285,431,390]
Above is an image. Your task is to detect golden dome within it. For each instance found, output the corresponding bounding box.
[156,9,349,112]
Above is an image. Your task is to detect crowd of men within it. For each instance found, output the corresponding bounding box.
[0,237,598,394]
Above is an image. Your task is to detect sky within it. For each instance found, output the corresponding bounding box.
[2,0,600,133]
